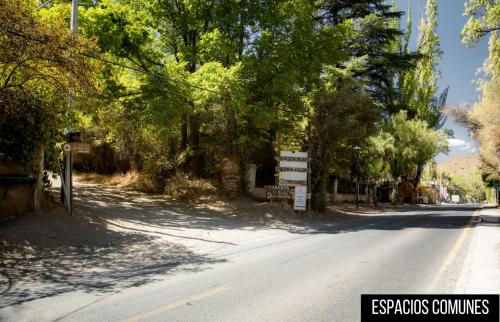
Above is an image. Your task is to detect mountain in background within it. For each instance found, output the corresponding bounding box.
[437,154,480,177]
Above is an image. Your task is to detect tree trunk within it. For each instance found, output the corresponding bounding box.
[181,113,188,151]
[238,0,246,61]
[373,183,378,207]
[312,168,327,211]
[333,177,338,203]
[224,107,237,156]
[391,179,399,205]
[311,140,327,211]
[496,188,499,208]
[414,162,423,188]
[364,183,369,203]
[189,113,202,177]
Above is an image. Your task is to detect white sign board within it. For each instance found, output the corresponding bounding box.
[278,151,309,186]
[279,161,308,169]
[279,171,307,182]
[294,186,307,211]
[281,151,308,158]
[451,195,460,203]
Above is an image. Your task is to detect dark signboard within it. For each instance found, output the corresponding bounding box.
[264,185,294,200]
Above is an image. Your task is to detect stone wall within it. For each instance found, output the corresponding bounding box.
[0,147,42,220]
[0,184,35,219]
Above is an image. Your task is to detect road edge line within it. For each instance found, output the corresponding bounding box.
[124,285,228,322]
[427,209,480,293]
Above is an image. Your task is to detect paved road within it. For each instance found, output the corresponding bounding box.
[0,205,480,322]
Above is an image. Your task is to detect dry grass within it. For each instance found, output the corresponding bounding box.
[164,172,218,202]
[75,171,157,193]
[75,171,219,201]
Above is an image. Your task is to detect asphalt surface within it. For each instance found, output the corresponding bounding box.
[0,205,480,322]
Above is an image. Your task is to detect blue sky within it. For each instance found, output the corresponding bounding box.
[394,0,489,162]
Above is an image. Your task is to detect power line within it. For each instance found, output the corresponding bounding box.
[79,52,223,95]
[0,26,225,95]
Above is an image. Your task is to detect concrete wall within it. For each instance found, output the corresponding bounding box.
[331,192,373,203]
[332,192,365,203]
[249,187,268,201]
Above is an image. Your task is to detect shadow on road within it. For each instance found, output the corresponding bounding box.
[0,205,225,308]
[0,182,482,308]
[75,183,480,236]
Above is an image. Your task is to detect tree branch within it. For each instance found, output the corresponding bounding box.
[476,26,500,37]
[1,58,30,90]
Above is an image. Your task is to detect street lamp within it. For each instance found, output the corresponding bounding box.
[354,146,361,209]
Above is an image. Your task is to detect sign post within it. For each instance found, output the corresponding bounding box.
[293,186,307,211]
[275,151,311,212]
[61,139,91,215]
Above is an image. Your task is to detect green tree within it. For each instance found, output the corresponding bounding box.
[308,0,421,209]
[327,0,420,116]
[310,82,381,210]
[0,0,97,171]
[468,75,500,184]
[13,0,456,209]
[448,171,488,202]
[388,0,449,190]
[462,0,500,45]
[450,1,500,190]
[391,111,447,178]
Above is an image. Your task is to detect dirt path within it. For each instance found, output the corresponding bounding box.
[0,181,301,307]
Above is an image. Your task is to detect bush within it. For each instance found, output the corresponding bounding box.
[164,172,218,201]
[142,155,177,192]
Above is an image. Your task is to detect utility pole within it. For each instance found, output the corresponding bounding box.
[306,121,312,213]
[62,0,78,215]
[356,161,359,210]
[70,0,79,34]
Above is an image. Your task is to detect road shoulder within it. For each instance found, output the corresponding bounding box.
[455,206,500,294]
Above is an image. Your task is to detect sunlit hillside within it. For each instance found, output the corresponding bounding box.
[438,154,481,177]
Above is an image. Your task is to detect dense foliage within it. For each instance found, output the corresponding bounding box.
[450,0,499,186]
[0,0,97,172]
[0,0,456,208]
